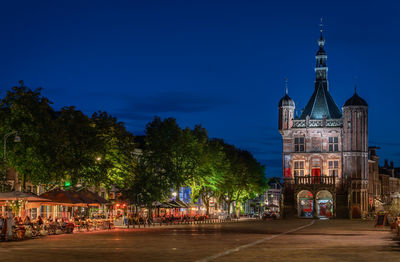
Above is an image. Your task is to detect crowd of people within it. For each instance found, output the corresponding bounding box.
[0,212,115,241]
[121,213,211,227]
[0,210,234,241]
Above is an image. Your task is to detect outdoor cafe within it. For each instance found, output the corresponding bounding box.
[0,189,110,241]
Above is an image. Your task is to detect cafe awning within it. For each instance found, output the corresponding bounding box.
[40,189,97,206]
[172,199,189,208]
[79,189,109,205]
[0,191,52,203]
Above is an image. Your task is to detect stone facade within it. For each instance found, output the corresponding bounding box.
[279,26,369,219]
[368,148,400,211]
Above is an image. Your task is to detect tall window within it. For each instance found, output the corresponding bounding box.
[329,137,339,152]
[294,161,305,176]
[294,137,305,152]
[328,160,339,177]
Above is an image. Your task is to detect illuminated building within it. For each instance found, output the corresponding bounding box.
[278,23,369,218]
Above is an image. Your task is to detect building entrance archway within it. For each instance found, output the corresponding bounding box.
[297,190,313,218]
[316,190,333,218]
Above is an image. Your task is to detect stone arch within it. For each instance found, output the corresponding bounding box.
[297,190,314,218]
[316,190,334,218]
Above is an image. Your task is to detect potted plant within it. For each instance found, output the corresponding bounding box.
[387,197,400,230]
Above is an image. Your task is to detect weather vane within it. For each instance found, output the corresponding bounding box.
[285,77,288,95]
[320,17,323,33]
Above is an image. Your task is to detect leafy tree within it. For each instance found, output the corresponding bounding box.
[52,106,101,186]
[123,156,171,213]
[90,111,136,189]
[144,116,202,197]
[0,82,57,189]
[218,141,268,216]
[190,138,229,215]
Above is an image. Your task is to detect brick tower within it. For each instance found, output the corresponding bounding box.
[278,22,369,219]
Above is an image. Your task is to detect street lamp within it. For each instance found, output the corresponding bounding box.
[172,192,177,198]
[3,131,21,191]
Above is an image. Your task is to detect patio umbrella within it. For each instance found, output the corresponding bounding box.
[172,199,189,208]
[0,191,52,202]
[68,190,99,206]
[161,201,179,208]
[79,189,109,205]
[40,189,84,205]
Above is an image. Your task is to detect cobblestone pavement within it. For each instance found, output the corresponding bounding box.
[0,219,399,262]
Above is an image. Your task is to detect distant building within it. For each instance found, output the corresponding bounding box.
[265,178,282,213]
[278,24,369,219]
[368,147,400,212]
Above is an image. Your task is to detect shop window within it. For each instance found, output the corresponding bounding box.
[294,137,305,152]
[294,161,305,176]
[329,137,339,152]
[328,160,339,177]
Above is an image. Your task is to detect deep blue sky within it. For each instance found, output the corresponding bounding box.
[1,0,400,176]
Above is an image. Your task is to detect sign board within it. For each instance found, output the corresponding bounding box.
[375,213,387,228]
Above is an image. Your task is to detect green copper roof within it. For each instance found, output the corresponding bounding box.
[299,81,342,119]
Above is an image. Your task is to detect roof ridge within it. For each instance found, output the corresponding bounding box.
[310,84,321,118]
[320,85,331,118]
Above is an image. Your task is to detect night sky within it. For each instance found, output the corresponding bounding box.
[1,0,400,177]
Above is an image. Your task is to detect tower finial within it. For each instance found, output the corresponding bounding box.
[354,76,358,94]
[285,77,288,95]
[320,18,323,34]
[318,18,325,47]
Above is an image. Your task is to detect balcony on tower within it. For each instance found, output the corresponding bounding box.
[284,175,336,185]
[294,175,335,185]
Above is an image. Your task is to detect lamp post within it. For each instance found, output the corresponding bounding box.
[3,131,21,191]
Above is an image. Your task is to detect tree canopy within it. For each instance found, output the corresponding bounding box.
[0,83,137,191]
[0,83,268,214]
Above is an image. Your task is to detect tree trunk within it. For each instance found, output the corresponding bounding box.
[236,202,241,218]
[227,201,231,216]
[175,186,180,200]
[22,173,26,192]
[148,205,153,222]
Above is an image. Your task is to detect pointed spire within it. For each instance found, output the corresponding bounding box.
[285,77,288,95]
[318,18,325,47]
[315,19,328,82]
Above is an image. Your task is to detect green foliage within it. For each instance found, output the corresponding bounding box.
[144,117,202,192]
[0,83,137,191]
[91,111,136,189]
[0,84,56,186]
[0,83,268,209]
[388,198,400,217]
[217,140,268,215]
[124,116,268,214]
